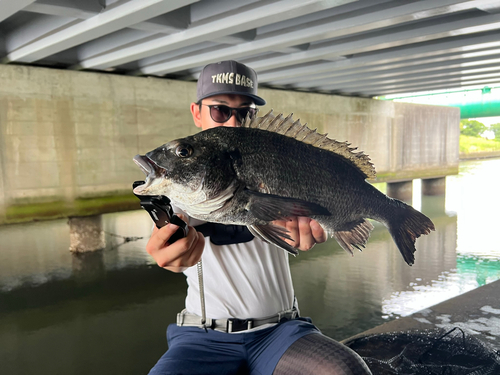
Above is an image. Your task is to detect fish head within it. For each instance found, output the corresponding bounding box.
[133,134,239,213]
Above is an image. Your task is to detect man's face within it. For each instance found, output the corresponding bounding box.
[190,94,256,131]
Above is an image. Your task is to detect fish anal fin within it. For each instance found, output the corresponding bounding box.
[333,219,374,256]
[248,224,298,255]
[244,190,330,221]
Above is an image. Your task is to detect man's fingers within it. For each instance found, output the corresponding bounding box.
[146,224,179,255]
[297,217,315,251]
[153,226,203,268]
[186,232,205,265]
[310,219,327,243]
[284,217,299,247]
[271,217,327,251]
[167,230,205,268]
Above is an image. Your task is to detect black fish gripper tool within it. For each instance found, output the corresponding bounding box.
[132,180,188,243]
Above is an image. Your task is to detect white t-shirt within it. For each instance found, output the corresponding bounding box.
[181,214,296,320]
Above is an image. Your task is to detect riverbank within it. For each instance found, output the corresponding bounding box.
[459,135,500,160]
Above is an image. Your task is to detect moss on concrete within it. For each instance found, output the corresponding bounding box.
[4,200,68,222]
[373,166,459,183]
[2,194,140,225]
[73,194,140,214]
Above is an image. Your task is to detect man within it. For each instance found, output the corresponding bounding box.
[146,60,371,375]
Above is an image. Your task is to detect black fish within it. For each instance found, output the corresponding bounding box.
[134,111,434,265]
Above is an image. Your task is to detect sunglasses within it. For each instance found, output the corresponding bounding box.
[202,104,257,124]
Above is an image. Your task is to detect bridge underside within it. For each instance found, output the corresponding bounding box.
[1,0,500,98]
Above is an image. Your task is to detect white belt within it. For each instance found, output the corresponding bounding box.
[177,308,299,333]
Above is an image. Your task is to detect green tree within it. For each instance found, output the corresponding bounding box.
[460,119,487,137]
[490,123,500,141]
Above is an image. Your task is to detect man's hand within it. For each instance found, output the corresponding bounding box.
[273,217,327,251]
[146,214,205,273]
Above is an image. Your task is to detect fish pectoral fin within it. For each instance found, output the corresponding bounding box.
[332,219,374,255]
[248,224,299,255]
[244,190,330,221]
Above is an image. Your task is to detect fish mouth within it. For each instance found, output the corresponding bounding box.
[133,154,157,176]
[133,154,166,194]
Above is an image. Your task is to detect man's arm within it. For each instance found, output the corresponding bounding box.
[147,215,325,271]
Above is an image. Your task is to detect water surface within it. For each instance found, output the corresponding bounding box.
[1,158,499,374]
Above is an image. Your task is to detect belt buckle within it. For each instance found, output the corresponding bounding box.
[177,309,187,326]
[278,309,298,323]
[227,318,253,333]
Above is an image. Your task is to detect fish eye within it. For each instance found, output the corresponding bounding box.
[175,144,193,158]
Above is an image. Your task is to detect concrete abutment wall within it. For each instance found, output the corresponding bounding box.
[0,65,460,224]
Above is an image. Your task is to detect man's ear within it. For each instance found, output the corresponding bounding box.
[191,102,202,128]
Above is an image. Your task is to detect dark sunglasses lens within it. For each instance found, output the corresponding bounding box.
[236,108,256,122]
[210,105,232,122]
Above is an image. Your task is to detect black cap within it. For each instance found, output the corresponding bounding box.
[197,60,266,106]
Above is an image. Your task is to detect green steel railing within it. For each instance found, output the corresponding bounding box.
[378,86,500,119]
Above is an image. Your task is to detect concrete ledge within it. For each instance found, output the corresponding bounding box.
[1,194,139,225]
[460,151,500,160]
[343,279,500,349]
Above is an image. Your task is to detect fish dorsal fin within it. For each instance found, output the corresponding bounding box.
[242,110,376,179]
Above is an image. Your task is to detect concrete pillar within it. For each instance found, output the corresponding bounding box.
[422,177,446,196]
[387,181,413,202]
[68,215,105,252]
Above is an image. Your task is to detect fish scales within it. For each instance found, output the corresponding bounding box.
[201,127,365,218]
[133,111,435,265]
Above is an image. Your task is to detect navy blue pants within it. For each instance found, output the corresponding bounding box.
[148,317,319,375]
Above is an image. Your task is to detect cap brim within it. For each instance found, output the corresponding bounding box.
[198,91,266,106]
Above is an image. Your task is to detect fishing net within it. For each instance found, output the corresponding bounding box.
[343,327,500,375]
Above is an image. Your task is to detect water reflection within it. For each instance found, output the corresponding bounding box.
[290,194,458,338]
[1,158,499,375]
[0,210,158,291]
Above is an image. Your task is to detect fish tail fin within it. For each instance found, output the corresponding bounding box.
[386,199,435,266]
